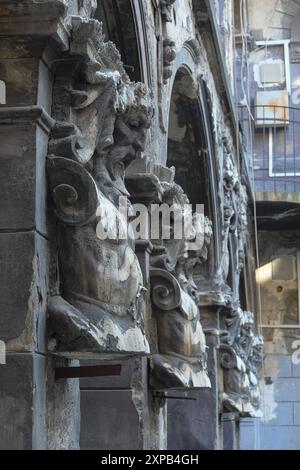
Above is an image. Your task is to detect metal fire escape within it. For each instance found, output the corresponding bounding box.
[239,104,300,230]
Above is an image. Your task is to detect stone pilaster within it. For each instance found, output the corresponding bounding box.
[0,0,81,449]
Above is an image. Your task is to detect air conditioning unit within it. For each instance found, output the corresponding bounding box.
[255,90,289,127]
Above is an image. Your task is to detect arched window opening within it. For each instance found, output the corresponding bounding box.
[96,0,142,82]
[167,68,217,284]
[167,68,212,216]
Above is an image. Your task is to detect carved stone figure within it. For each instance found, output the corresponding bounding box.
[236,183,248,274]
[160,0,176,23]
[163,38,176,82]
[149,181,212,390]
[47,17,152,356]
[247,335,264,412]
[153,0,177,88]
[220,306,263,416]
[221,136,248,280]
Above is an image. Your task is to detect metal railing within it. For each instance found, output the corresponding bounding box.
[239,105,300,196]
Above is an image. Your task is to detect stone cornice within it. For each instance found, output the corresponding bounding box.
[0,0,70,49]
[0,106,55,134]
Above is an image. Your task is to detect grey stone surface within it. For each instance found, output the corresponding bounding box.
[167,332,218,450]
[46,357,80,450]
[274,355,293,378]
[0,231,48,348]
[0,353,46,450]
[0,1,71,48]
[275,378,300,402]
[167,389,218,450]
[262,426,300,450]
[80,358,136,389]
[266,402,294,426]
[239,418,261,450]
[293,403,300,425]
[0,120,49,234]
[0,232,34,342]
[80,357,167,450]
[0,58,40,106]
[292,361,300,378]
[222,413,238,450]
[80,390,139,450]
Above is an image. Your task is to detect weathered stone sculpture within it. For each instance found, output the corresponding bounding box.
[222,137,240,280]
[150,182,212,390]
[163,38,176,83]
[47,17,152,357]
[220,306,263,416]
[160,0,176,23]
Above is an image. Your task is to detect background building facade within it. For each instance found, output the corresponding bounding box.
[236,0,300,450]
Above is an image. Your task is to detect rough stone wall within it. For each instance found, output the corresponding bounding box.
[248,0,300,41]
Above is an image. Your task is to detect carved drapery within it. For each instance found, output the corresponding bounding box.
[149,180,212,390]
[47,16,153,357]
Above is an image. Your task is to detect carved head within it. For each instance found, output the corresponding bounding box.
[222,305,243,347]
[223,138,239,195]
[160,0,176,22]
[93,83,153,204]
[251,335,264,371]
[236,310,255,360]
[197,215,213,263]
[114,82,153,157]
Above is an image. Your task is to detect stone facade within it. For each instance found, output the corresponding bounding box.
[0,0,262,450]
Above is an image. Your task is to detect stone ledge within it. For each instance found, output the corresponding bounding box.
[0,105,55,134]
[0,0,70,48]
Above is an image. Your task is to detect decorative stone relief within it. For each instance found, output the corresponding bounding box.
[221,136,248,280]
[78,0,97,18]
[162,37,176,83]
[149,180,212,390]
[47,16,153,357]
[220,306,263,416]
[236,183,248,274]
[160,0,176,23]
[153,0,177,131]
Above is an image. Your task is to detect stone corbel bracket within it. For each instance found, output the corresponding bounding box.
[47,156,150,358]
[149,268,211,390]
[46,16,153,359]
[219,308,264,418]
[219,343,254,416]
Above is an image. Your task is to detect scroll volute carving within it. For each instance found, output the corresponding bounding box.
[47,16,153,358]
[149,180,213,390]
